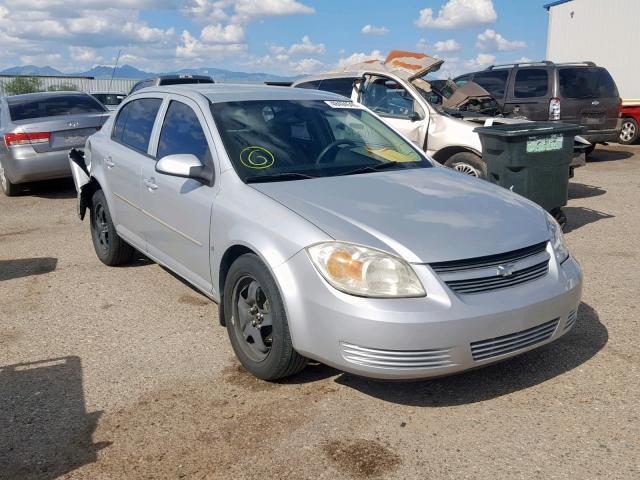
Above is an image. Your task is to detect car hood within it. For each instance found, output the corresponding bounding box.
[251,168,549,264]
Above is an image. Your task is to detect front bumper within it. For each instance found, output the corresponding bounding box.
[275,248,582,379]
[2,146,77,184]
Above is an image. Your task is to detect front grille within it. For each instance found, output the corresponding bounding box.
[430,242,550,295]
[444,260,549,294]
[470,318,559,361]
[564,309,578,331]
[340,342,456,369]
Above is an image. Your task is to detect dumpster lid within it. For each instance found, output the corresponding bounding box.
[473,122,584,137]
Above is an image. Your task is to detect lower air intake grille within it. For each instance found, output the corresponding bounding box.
[564,309,578,331]
[470,318,559,361]
[340,342,455,369]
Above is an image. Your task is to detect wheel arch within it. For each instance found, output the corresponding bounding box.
[79,176,103,220]
[431,145,481,164]
[217,244,260,326]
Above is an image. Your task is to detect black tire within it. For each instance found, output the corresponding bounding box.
[90,189,134,266]
[619,118,638,145]
[0,159,19,196]
[224,253,307,380]
[584,144,596,156]
[444,152,487,179]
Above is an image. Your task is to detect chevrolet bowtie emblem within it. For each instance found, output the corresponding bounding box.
[496,264,515,277]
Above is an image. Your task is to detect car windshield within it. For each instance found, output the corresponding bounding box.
[92,93,125,106]
[210,99,431,183]
[8,94,106,121]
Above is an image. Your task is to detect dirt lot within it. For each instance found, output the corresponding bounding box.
[1,145,639,480]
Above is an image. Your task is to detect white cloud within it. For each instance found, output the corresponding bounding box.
[176,30,247,60]
[416,38,429,51]
[183,0,314,23]
[514,56,532,63]
[243,53,325,75]
[268,36,325,59]
[69,46,103,63]
[337,50,385,69]
[465,53,496,69]
[361,24,389,35]
[200,23,245,44]
[416,0,496,29]
[434,39,461,52]
[476,29,526,51]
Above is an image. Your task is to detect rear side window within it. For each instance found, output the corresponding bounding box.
[318,78,355,98]
[7,94,106,121]
[112,98,162,153]
[514,69,549,98]
[295,80,321,90]
[157,101,210,163]
[471,70,509,98]
[559,67,618,99]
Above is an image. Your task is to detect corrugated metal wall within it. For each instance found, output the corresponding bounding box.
[546,0,640,101]
[0,76,137,96]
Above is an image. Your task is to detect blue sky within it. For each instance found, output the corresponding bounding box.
[0,0,551,77]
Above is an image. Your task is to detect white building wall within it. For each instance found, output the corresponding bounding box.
[546,0,640,101]
[0,76,137,96]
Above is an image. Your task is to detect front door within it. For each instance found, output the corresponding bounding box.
[359,75,427,147]
[140,97,216,293]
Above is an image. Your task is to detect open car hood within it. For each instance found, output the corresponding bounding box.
[339,50,444,81]
[442,81,494,108]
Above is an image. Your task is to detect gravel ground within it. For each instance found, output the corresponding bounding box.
[1,145,638,480]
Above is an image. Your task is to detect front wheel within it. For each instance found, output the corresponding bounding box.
[444,152,487,179]
[224,254,307,380]
[90,190,135,266]
[619,118,638,145]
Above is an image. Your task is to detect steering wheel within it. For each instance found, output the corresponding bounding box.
[315,139,361,165]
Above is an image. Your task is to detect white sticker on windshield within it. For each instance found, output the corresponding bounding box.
[325,100,360,109]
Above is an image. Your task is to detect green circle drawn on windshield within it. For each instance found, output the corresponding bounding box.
[240,146,275,169]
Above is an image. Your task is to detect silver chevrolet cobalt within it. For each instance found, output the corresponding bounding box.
[70,84,582,380]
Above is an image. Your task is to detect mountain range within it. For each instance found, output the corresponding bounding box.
[0,64,300,83]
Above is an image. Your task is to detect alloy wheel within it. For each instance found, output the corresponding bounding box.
[0,160,7,191]
[453,162,480,177]
[94,203,110,251]
[232,275,273,362]
[620,121,636,143]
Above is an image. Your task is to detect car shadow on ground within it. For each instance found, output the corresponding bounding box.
[19,178,77,199]
[0,257,58,282]
[568,181,606,199]
[328,302,606,407]
[587,147,634,163]
[563,206,614,233]
[0,356,109,479]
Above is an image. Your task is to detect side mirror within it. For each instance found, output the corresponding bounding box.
[155,154,213,185]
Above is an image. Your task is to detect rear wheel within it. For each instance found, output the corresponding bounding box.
[0,159,19,196]
[224,253,307,380]
[619,118,638,145]
[444,152,487,179]
[90,189,134,266]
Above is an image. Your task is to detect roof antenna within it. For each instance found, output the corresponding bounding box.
[108,50,121,92]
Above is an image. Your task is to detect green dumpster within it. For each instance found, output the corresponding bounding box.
[474,122,584,226]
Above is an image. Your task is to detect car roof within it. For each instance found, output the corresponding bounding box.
[132,83,348,103]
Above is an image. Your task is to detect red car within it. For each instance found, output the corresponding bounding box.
[619,103,640,144]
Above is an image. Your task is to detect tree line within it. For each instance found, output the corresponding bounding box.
[1,77,78,95]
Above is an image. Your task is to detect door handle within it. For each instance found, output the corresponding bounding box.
[104,156,115,168]
[143,177,158,191]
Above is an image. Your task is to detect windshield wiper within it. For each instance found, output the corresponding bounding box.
[336,162,410,177]
[245,172,317,183]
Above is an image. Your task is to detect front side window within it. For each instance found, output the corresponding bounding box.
[7,94,106,121]
[514,69,549,98]
[318,78,356,98]
[360,77,416,119]
[210,100,429,183]
[157,101,210,163]
[471,70,509,98]
[112,98,162,153]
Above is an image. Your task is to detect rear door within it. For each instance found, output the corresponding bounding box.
[503,68,551,120]
[557,67,620,131]
[107,95,163,249]
[140,96,216,292]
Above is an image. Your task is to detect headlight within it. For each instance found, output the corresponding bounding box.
[546,213,569,264]
[306,242,425,298]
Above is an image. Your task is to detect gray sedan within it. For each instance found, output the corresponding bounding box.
[70,84,582,380]
[0,91,110,196]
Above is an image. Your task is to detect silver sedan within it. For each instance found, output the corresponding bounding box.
[70,84,582,380]
[0,91,110,196]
